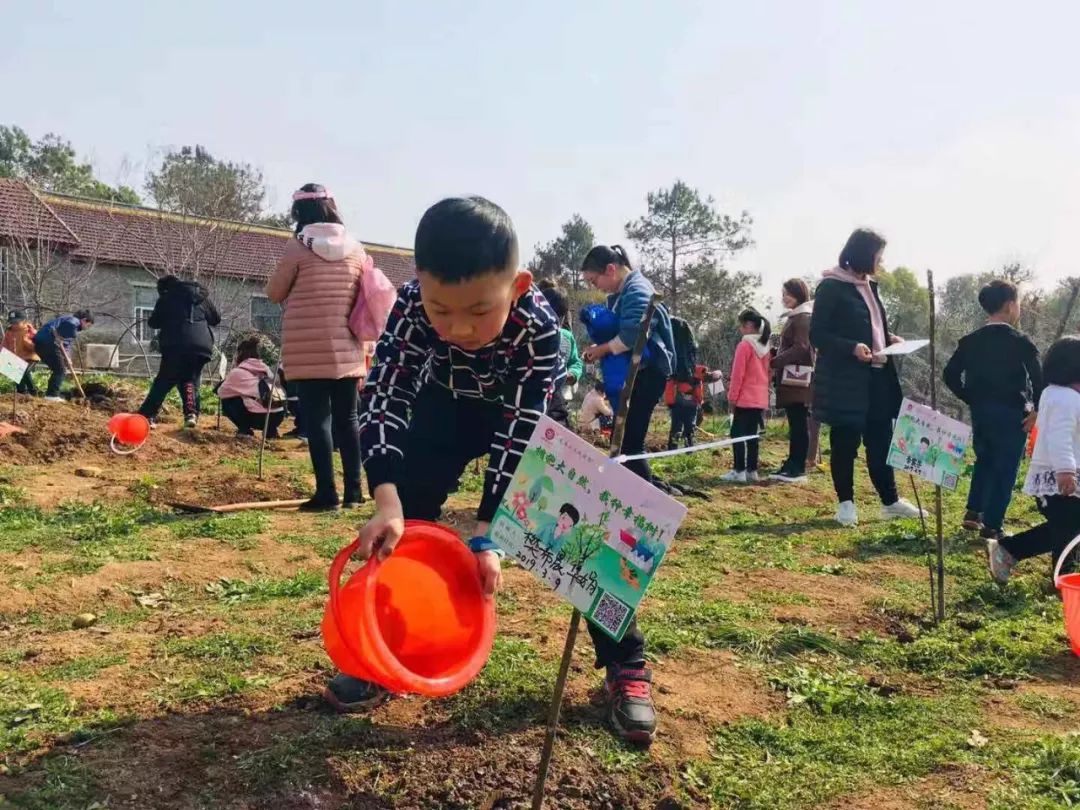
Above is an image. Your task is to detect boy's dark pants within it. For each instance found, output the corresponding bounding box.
[398,384,646,669]
[668,401,697,449]
[1001,495,1080,570]
[221,397,284,437]
[967,402,1027,531]
[139,353,208,418]
[35,342,66,397]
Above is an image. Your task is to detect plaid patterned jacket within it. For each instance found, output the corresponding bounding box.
[359,280,560,520]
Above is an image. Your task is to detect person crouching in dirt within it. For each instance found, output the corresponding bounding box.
[216,337,285,439]
[137,275,220,429]
[3,311,40,395]
[33,309,94,401]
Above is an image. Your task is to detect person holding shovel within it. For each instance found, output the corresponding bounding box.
[33,309,94,401]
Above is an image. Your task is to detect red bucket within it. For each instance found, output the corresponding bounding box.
[322,520,496,696]
[108,413,150,454]
[1055,535,1080,656]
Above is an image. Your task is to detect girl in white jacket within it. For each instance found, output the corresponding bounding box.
[988,336,1080,583]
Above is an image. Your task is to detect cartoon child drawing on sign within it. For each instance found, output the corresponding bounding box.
[532,503,581,554]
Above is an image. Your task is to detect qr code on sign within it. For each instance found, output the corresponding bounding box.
[943,473,958,491]
[592,591,631,636]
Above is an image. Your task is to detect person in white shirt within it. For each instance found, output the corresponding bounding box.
[988,336,1080,584]
[579,380,614,432]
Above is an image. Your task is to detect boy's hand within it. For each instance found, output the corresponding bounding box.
[853,343,873,363]
[356,484,405,562]
[889,335,905,346]
[1022,411,1038,432]
[1057,471,1077,497]
[475,550,502,597]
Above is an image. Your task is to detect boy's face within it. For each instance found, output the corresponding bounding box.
[418,267,533,351]
[556,512,575,535]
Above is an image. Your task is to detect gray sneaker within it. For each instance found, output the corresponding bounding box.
[323,673,389,712]
[986,536,1017,585]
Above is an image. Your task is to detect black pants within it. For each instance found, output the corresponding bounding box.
[619,366,668,483]
[36,342,66,397]
[221,397,284,437]
[1001,496,1080,568]
[400,384,646,669]
[829,419,898,505]
[668,401,698,449]
[139,353,208,419]
[16,364,36,395]
[548,387,570,428]
[784,404,810,473]
[967,403,1027,532]
[732,407,763,471]
[297,378,361,502]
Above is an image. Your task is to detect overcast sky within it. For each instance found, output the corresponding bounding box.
[4,0,1077,313]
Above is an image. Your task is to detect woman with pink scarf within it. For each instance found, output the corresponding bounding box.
[810,228,925,527]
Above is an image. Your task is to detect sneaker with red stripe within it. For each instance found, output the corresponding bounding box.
[605,664,657,745]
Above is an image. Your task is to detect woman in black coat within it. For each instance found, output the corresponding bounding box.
[810,229,925,527]
[137,275,221,428]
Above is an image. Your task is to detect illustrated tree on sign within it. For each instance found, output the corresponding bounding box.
[625,180,753,316]
[561,520,607,571]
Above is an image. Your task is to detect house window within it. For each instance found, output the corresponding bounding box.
[250,295,282,336]
[133,284,157,343]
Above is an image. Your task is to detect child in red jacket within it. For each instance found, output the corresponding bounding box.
[723,309,772,483]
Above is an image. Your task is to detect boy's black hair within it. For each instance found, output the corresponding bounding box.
[539,283,569,323]
[838,228,887,276]
[74,309,93,324]
[592,379,606,393]
[558,503,581,524]
[919,437,931,446]
[581,244,632,275]
[978,279,1019,316]
[1043,335,1080,387]
[738,307,772,346]
[414,196,518,283]
[291,183,343,235]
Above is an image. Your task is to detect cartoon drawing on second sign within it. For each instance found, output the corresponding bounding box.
[531,503,581,554]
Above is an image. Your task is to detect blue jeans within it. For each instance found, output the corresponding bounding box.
[968,402,1027,531]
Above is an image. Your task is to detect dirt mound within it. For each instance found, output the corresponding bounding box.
[82,379,174,416]
[152,470,310,508]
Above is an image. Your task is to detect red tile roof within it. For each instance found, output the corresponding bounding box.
[0,179,416,288]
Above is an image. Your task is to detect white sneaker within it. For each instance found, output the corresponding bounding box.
[881,499,926,521]
[746,471,762,483]
[721,470,748,484]
[986,536,1017,585]
[44,396,64,403]
[184,414,198,429]
[836,501,859,526]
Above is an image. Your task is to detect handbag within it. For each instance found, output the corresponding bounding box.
[781,364,813,388]
[348,249,398,342]
[257,375,287,409]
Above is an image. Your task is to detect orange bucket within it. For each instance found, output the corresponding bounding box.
[1055,535,1080,656]
[322,520,496,696]
[108,413,150,454]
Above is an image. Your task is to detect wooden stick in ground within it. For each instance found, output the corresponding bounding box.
[531,294,660,810]
[167,498,309,515]
[257,363,283,480]
[927,269,946,621]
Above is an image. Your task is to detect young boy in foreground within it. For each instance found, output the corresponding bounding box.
[944,279,1042,540]
[324,196,658,744]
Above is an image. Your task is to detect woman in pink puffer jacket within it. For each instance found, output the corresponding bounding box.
[266,184,366,511]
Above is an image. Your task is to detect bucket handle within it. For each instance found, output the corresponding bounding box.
[1053,532,1080,587]
[109,435,143,456]
[328,535,380,666]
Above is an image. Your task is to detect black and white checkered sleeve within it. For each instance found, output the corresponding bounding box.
[359,283,431,493]
[478,316,560,521]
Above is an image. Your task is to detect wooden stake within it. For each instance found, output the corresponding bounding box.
[167,498,308,514]
[531,294,660,810]
[257,363,283,480]
[927,269,945,621]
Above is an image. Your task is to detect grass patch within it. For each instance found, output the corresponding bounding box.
[1015,692,1075,720]
[172,512,269,549]
[164,631,280,662]
[205,570,325,604]
[43,653,127,682]
[446,636,558,730]
[991,734,1080,809]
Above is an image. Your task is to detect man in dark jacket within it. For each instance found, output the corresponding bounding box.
[137,275,221,427]
[33,309,94,401]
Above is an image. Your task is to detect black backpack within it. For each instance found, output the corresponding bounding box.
[670,317,699,382]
